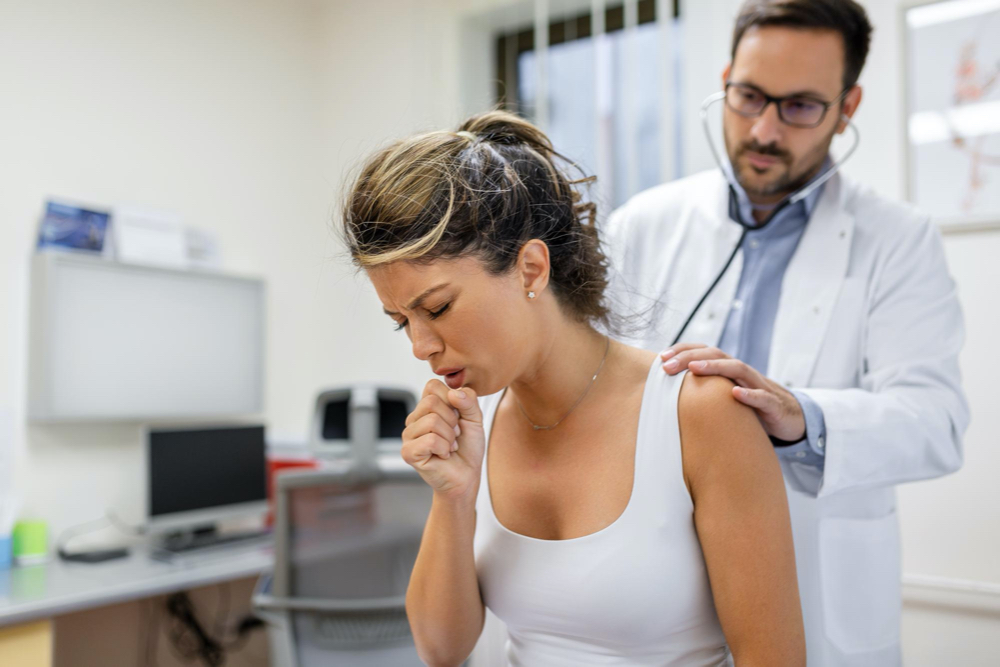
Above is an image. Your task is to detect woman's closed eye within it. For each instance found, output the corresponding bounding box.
[392,303,451,332]
[428,303,450,319]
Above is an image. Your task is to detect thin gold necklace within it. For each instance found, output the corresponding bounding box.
[514,336,611,431]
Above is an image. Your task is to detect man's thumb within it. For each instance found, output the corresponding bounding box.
[448,387,482,424]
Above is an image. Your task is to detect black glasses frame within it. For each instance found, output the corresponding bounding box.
[724,81,851,129]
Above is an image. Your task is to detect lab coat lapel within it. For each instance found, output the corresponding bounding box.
[768,174,855,387]
[682,175,744,346]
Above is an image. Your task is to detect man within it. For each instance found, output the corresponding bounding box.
[604,1,969,665]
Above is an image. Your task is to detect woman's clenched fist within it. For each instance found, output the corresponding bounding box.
[401,379,486,501]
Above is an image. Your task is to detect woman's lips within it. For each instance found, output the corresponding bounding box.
[443,369,466,390]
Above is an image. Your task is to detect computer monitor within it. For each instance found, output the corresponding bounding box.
[146,425,268,534]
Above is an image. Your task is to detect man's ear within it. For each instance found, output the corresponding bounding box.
[519,239,551,295]
[837,85,863,134]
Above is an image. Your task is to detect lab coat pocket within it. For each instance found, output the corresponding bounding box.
[819,514,901,654]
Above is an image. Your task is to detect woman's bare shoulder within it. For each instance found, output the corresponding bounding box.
[678,373,742,419]
[677,373,774,487]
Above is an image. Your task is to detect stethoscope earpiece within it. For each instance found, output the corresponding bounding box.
[698,91,861,217]
[673,93,862,346]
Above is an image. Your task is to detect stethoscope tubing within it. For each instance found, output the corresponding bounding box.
[669,93,860,346]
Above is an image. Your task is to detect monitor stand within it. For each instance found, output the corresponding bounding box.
[155,524,271,557]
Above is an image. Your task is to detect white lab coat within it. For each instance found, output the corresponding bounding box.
[602,169,969,666]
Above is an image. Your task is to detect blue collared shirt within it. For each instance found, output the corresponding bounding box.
[717,168,828,468]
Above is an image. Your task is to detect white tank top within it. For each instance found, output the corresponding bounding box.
[473,362,732,666]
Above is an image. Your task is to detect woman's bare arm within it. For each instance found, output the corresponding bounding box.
[406,491,485,666]
[679,373,806,666]
[402,382,487,666]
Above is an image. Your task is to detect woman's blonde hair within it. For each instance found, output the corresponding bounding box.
[341,110,611,326]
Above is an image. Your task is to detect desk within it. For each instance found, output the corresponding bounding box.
[0,543,273,666]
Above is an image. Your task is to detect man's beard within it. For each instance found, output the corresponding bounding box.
[727,130,836,200]
[741,158,815,198]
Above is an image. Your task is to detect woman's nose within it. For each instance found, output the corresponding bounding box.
[409,321,443,361]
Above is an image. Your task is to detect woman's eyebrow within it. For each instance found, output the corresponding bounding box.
[382,283,450,316]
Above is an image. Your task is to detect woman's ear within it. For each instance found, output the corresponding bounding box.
[518,239,551,296]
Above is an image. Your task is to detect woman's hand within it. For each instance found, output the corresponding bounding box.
[402,380,485,502]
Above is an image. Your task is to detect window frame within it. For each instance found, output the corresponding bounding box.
[494,0,679,113]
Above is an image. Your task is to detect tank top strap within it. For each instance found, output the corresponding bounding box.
[630,366,694,514]
[478,389,505,453]
[476,389,506,514]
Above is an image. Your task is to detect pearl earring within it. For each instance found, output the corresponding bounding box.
[527,291,536,299]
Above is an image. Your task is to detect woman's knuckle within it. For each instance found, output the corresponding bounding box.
[401,445,417,464]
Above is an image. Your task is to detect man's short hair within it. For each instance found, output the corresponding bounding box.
[732,0,873,91]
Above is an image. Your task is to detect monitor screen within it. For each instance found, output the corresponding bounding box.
[148,425,266,519]
[378,395,408,439]
[321,399,349,440]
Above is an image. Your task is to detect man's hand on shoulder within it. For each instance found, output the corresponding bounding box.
[662,344,807,442]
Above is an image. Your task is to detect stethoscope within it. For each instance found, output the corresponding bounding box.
[669,91,861,347]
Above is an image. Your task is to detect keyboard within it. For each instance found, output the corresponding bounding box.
[156,529,272,557]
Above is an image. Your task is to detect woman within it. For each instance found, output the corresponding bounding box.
[341,111,805,666]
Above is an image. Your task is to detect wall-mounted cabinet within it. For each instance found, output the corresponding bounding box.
[28,252,265,422]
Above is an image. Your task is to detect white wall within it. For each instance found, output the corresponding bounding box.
[0,0,464,537]
[0,0,318,531]
[858,2,1000,663]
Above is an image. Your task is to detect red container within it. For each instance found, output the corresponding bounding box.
[265,456,319,526]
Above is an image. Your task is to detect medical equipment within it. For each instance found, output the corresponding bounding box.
[311,385,416,481]
[669,92,861,346]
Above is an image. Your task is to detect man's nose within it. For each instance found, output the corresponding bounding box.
[750,101,783,147]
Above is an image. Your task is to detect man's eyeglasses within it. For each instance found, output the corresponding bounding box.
[724,82,850,129]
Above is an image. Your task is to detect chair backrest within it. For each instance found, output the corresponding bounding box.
[272,469,430,599]
[260,469,433,666]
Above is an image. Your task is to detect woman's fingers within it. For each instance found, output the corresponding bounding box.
[403,433,454,465]
[402,383,462,467]
[447,386,482,424]
[399,379,488,498]
[405,392,459,430]
[403,412,459,451]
